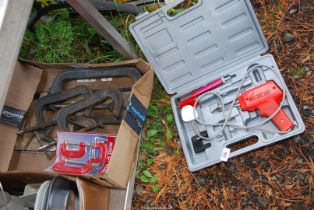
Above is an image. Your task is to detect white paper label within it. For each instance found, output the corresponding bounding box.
[220,148,231,162]
[100,78,113,82]
[77,79,96,83]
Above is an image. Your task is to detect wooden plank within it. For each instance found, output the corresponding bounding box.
[67,0,138,59]
[0,0,33,112]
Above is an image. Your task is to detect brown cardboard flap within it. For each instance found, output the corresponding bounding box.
[9,151,55,171]
[133,70,154,108]
[5,62,42,109]
[104,121,139,187]
[0,172,54,194]
[0,171,54,184]
[0,62,42,172]
[76,178,110,210]
[103,70,154,187]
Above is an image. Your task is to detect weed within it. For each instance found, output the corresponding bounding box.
[287,67,307,78]
[167,0,199,17]
[20,12,74,63]
[136,78,175,192]
[152,184,160,193]
[20,10,135,63]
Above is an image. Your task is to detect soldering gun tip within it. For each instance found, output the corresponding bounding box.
[222,75,232,83]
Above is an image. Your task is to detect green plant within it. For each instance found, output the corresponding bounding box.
[136,79,175,192]
[20,11,74,63]
[152,184,160,193]
[287,67,307,78]
[167,0,199,17]
[136,159,160,192]
[20,10,135,63]
[140,170,157,183]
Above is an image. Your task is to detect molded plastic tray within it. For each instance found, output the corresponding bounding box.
[171,54,305,171]
[129,0,305,171]
[130,0,268,94]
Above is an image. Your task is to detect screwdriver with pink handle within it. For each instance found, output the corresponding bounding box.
[176,75,232,109]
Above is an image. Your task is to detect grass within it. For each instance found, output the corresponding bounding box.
[20,12,74,63]
[20,10,135,63]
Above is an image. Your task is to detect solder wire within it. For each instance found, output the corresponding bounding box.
[191,64,293,140]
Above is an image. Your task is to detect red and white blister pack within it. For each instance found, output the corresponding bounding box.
[46,132,116,175]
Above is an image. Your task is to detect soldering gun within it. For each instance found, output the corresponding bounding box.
[238,80,294,131]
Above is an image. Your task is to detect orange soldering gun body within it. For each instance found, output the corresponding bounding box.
[238,80,294,131]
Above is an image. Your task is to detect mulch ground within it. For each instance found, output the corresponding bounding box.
[132,0,314,209]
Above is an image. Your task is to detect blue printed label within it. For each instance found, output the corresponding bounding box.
[124,95,147,134]
[0,106,26,127]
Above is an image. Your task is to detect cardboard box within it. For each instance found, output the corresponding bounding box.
[0,59,154,188]
[0,172,110,210]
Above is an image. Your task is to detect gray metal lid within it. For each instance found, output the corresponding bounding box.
[129,0,268,94]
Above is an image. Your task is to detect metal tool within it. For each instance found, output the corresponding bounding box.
[18,66,138,155]
[35,132,53,159]
[219,78,253,96]
[57,88,123,131]
[18,86,124,151]
[61,141,87,158]
[18,86,94,136]
[53,159,93,174]
[177,75,232,109]
[37,141,57,151]
[94,114,123,125]
[37,85,93,114]
[52,88,131,110]
[68,115,99,131]
[48,67,141,94]
[17,120,57,135]
[60,139,107,160]
[91,140,107,163]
